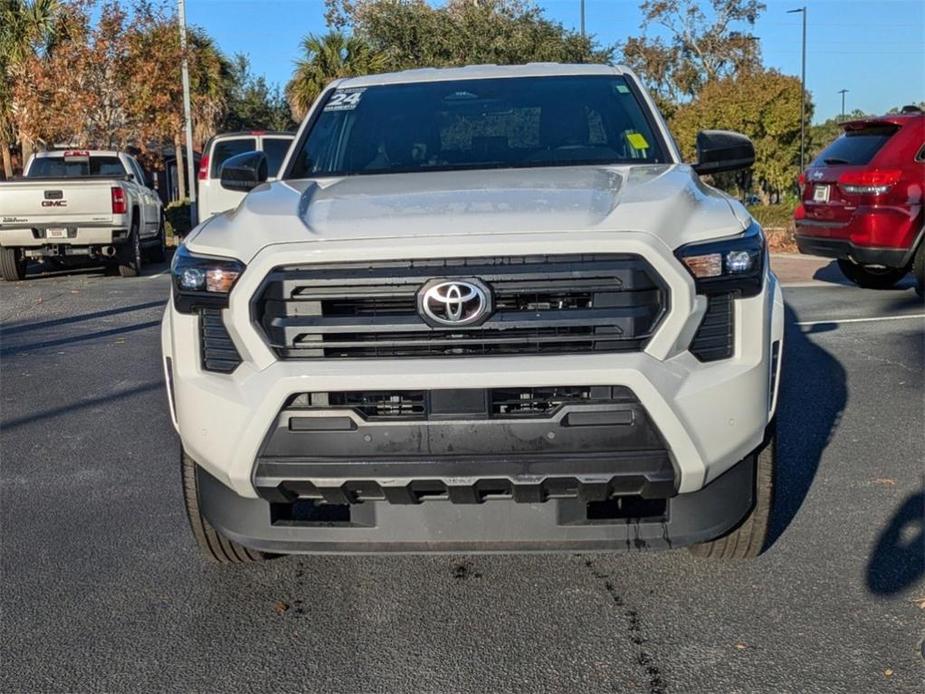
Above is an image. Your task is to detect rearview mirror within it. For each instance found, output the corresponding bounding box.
[220,151,268,192]
[693,130,755,175]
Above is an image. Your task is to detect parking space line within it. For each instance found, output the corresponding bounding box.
[796,313,925,327]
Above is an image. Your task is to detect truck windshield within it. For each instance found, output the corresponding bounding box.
[288,75,667,178]
[27,155,126,178]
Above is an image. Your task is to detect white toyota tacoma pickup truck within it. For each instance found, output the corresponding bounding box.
[162,64,784,563]
[0,150,165,280]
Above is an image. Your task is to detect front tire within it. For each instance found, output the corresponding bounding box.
[181,449,269,563]
[689,423,776,559]
[837,258,907,289]
[0,247,27,281]
[117,223,142,277]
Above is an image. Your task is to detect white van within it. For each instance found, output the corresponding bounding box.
[196,131,294,222]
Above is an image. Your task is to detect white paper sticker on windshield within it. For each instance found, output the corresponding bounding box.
[324,88,366,111]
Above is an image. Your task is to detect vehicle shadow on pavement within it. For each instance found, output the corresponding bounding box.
[767,305,847,549]
[0,319,161,357]
[810,260,852,286]
[866,491,925,597]
[1,300,165,335]
[812,260,919,291]
[0,381,163,431]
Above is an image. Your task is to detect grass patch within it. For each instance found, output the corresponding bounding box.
[747,203,796,229]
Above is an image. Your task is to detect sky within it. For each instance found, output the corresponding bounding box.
[186,0,925,124]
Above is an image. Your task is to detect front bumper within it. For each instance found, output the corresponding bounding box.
[0,223,129,249]
[197,451,756,554]
[793,203,922,268]
[794,234,911,268]
[163,230,785,507]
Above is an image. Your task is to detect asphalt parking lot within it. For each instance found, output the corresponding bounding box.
[1,259,923,693]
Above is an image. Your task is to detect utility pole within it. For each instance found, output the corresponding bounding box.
[838,89,848,120]
[580,0,586,38]
[178,0,197,226]
[788,7,807,172]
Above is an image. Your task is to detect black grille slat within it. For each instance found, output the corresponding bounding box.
[690,293,734,362]
[199,309,242,373]
[254,255,667,360]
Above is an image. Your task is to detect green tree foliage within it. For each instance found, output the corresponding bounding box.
[671,69,807,202]
[0,0,63,177]
[285,31,387,121]
[622,0,764,111]
[324,0,611,72]
[221,54,295,132]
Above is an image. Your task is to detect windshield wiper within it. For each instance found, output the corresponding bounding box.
[823,157,851,165]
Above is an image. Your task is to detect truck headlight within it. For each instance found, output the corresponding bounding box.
[171,245,245,313]
[675,221,765,297]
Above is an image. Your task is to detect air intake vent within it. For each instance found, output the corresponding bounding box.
[690,293,734,362]
[199,308,242,373]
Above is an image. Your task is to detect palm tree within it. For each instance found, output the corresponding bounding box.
[285,31,387,121]
[0,0,61,177]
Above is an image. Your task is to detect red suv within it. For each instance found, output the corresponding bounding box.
[794,108,924,292]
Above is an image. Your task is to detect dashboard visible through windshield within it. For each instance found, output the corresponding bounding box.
[287,75,667,178]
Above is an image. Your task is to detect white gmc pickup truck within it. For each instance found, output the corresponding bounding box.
[163,64,784,564]
[0,150,165,280]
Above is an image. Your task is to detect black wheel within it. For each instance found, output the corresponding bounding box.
[0,247,27,281]
[117,222,142,277]
[913,242,924,298]
[147,213,167,263]
[837,258,907,289]
[181,449,269,563]
[689,422,776,559]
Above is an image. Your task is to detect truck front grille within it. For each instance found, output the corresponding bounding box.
[253,255,668,359]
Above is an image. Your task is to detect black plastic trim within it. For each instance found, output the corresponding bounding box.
[794,234,912,268]
[195,452,756,554]
[199,308,242,373]
[690,293,735,362]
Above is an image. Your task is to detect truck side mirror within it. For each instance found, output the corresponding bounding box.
[220,151,268,192]
[693,130,755,175]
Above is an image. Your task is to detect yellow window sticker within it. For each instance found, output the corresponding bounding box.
[627,132,649,150]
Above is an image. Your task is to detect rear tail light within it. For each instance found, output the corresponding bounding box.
[197,154,210,180]
[111,187,127,214]
[797,172,806,197]
[837,169,902,196]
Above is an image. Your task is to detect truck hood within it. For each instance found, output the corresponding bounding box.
[187,164,748,260]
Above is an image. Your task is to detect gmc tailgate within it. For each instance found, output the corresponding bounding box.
[0,177,119,227]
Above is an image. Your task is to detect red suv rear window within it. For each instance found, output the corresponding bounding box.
[812,125,899,166]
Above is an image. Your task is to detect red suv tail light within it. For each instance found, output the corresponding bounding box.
[198,154,210,181]
[837,169,902,196]
[797,172,806,197]
[111,186,127,214]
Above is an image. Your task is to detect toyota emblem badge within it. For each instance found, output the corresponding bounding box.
[418,279,491,327]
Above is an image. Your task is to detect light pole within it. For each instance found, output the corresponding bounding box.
[838,88,848,120]
[178,0,197,226]
[580,0,586,38]
[788,6,807,172]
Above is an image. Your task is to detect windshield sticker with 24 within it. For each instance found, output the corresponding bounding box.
[324,88,365,112]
